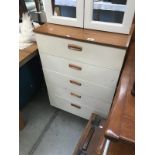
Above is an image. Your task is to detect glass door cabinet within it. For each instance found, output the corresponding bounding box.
[43,0,84,27]
[84,0,135,34]
[43,0,134,34]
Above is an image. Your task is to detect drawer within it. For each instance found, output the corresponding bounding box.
[43,69,115,103]
[48,94,106,119]
[40,53,120,88]
[36,34,126,70]
[46,85,111,113]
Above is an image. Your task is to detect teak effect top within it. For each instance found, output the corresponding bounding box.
[19,43,38,67]
[105,40,135,143]
[34,23,134,49]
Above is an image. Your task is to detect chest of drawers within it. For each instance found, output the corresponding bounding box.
[34,23,133,119]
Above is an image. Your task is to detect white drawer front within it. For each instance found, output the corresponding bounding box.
[49,94,106,119]
[43,69,115,103]
[36,34,126,70]
[46,85,111,113]
[40,54,120,88]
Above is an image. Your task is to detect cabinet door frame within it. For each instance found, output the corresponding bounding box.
[84,0,135,34]
[42,0,84,28]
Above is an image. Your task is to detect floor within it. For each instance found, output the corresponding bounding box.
[19,88,87,155]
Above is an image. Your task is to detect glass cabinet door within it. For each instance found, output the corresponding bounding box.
[43,0,84,27]
[84,0,135,34]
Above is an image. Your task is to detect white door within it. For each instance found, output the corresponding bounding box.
[42,0,84,27]
[84,0,135,34]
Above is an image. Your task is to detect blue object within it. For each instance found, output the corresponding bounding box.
[93,10,124,23]
[59,6,76,18]
[19,55,43,109]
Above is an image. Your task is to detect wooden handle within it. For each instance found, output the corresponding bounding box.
[71,103,81,109]
[82,127,95,151]
[70,80,81,86]
[69,64,82,71]
[68,44,82,51]
[70,92,81,98]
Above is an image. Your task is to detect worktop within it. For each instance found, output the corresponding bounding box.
[19,43,38,67]
[34,23,134,49]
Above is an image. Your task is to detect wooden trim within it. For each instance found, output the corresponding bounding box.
[71,103,81,109]
[82,127,95,150]
[34,23,134,49]
[69,64,82,71]
[107,141,135,155]
[70,92,81,99]
[70,80,82,86]
[68,44,82,51]
[19,43,38,67]
[73,114,107,155]
[105,40,135,143]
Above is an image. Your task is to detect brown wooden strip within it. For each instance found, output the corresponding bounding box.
[34,23,134,49]
[19,43,38,67]
[73,114,106,155]
[107,141,135,155]
[105,41,135,143]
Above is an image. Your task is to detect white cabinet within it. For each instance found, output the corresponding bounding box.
[84,0,135,34]
[35,32,127,119]
[42,0,84,27]
[43,0,134,34]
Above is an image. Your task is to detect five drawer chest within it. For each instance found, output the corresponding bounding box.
[34,23,133,119]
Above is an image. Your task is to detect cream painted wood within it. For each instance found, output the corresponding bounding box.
[46,84,111,112]
[48,94,106,119]
[36,34,126,70]
[42,0,84,27]
[43,69,115,103]
[39,53,120,88]
[84,0,135,34]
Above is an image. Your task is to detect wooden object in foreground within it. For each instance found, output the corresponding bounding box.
[73,114,106,155]
[73,39,135,155]
[105,41,135,143]
[73,114,135,155]
[107,141,135,155]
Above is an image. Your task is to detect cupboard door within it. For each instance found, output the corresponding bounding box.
[42,0,84,27]
[84,0,135,34]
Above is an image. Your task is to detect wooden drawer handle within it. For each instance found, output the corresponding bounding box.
[82,127,95,151]
[71,103,81,109]
[70,92,81,98]
[69,64,82,71]
[70,80,81,86]
[68,44,82,51]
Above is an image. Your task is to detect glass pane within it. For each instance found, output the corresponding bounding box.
[93,0,127,24]
[52,0,76,18]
